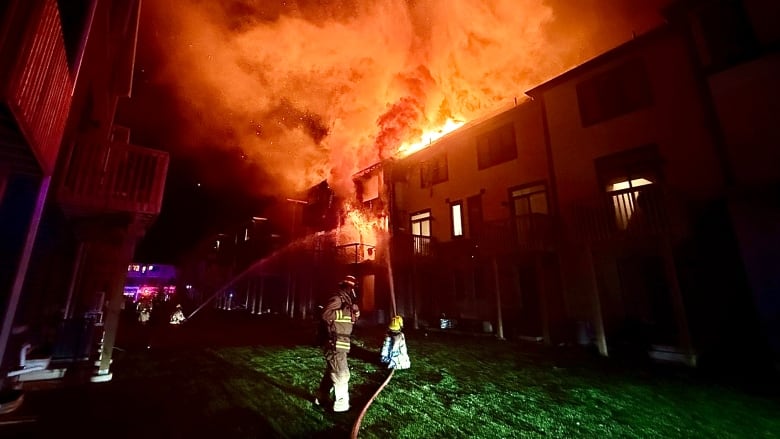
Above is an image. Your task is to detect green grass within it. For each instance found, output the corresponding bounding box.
[19,316,780,439]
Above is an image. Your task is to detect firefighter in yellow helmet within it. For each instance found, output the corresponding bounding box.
[315,275,360,412]
[380,315,410,370]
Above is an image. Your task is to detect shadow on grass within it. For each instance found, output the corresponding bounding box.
[181,406,278,439]
[252,368,314,402]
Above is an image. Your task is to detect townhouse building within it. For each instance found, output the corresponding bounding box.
[1,0,168,398]
[385,0,779,370]
[386,101,561,341]
[664,0,780,369]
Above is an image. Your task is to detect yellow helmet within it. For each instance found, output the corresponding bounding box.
[389,315,403,332]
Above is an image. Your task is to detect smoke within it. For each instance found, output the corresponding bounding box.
[140,0,669,197]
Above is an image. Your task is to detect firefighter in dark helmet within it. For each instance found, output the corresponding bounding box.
[315,275,360,412]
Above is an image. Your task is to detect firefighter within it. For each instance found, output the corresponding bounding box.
[169,304,186,325]
[315,275,360,412]
[137,300,151,324]
[380,315,410,370]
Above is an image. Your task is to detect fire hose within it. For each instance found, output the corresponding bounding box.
[351,248,399,438]
[350,368,395,439]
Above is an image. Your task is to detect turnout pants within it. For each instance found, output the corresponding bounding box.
[318,349,350,411]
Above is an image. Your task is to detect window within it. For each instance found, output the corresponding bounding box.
[577,59,653,127]
[477,124,517,170]
[511,184,549,246]
[450,201,464,238]
[421,153,448,187]
[410,210,432,255]
[595,145,662,231]
[606,177,654,230]
[511,184,548,217]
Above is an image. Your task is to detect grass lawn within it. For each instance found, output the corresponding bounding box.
[12,313,780,438]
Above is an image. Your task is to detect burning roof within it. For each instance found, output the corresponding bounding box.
[140,0,670,199]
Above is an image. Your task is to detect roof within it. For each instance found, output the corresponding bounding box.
[525,24,672,97]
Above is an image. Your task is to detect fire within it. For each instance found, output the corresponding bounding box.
[396,118,465,157]
[338,204,387,250]
[143,0,669,198]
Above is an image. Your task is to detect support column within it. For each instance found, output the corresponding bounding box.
[585,247,608,356]
[492,256,505,340]
[92,223,138,382]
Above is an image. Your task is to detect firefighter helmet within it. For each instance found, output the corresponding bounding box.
[389,315,403,332]
[341,275,357,287]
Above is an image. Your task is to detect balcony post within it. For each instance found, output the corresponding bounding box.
[492,256,505,340]
[91,222,139,382]
[0,175,51,372]
[585,246,609,356]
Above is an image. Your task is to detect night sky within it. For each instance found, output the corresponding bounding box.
[117,0,671,264]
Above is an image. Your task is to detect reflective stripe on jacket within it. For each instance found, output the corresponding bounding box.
[322,289,358,352]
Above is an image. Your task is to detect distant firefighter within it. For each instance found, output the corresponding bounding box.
[380,315,410,370]
[137,300,152,324]
[170,304,186,325]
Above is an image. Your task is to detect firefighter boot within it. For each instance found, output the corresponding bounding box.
[333,383,350,412]
[314,387,332,407]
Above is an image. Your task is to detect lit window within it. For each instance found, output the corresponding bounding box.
[410,211,432,255]
[451,202,463,237]
[607,178,654,229]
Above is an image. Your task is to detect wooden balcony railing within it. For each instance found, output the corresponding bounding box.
[390,232,435,261]
[570,186,671,244]
[336,243,377,265]
[478,215,558,254]
[58,139,169,218]
[0,0,72,175]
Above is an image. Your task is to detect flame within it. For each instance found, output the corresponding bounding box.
[141,0,670,198]
[338,203,387,249]
[396,118,465,157]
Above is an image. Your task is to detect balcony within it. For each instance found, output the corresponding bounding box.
[570,186,672,244]
[478,215,558,254]
[390,232,435,264]
[0,0,73,175]
[336,243,377,265]
[57,139,169,221]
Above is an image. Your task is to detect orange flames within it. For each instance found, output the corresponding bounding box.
[338,203,387,250]
[396,118,465,158]
[141,0,669,198]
